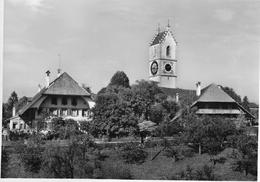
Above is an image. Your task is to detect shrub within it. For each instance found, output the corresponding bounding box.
[170,164,216,180]
[20,146,43,173]
[163,147,184,161]
[120,143,148,164]
[42,134,100,178]
[100,161,132,179]
[1,147,9,178]
[9,131,30,141]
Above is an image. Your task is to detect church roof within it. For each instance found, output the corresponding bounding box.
[160,87,197,106]
[150,30,177,46]
[150,31,167,46]
[18,72,91,116]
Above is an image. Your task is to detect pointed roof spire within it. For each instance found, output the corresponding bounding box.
[157,23,161,33]
[166,19,170,31]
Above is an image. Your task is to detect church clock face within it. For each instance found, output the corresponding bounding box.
[165,63,172,72]
[151,61,158,75]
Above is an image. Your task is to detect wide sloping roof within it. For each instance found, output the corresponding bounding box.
[196,83,235,103]
[191,83,255,119]
[44,72,90,96]
[18,72,91,116]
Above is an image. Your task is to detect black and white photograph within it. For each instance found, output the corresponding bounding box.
[1,0,259,180]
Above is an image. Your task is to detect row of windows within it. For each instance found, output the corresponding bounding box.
[49,108,92,117]
[51,97,78,106]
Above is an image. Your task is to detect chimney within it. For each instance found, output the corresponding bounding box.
[196,81,201,96]
[45,70,51,87]
[38,84,42,92]
[176,93,179,103]
[12,106,16,117]
[57,68,61,77]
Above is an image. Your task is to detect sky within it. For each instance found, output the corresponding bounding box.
[3,0,260,103]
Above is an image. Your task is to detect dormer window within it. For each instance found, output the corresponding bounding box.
[166,46,171,57]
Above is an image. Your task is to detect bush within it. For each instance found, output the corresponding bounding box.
[163,147,184,161]
[99,161,132,179]
[9,131,30,141]
[170,164,216,180]
[163,145,194,160]
[42,134,100,178]
[1,147,9,178]
[120,143,148,164]
[20,146,43,173]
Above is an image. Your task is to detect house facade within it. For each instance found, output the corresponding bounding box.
[18,71,95,129]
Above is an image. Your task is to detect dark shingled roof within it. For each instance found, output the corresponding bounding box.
[191,83,255,119]
[45,72,90,96]
[150,30,177,46]
[196,83,235,103]
[150,31,167,46]
[18,72,91,116]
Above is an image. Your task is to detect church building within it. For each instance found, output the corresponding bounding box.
[148,22,255,121]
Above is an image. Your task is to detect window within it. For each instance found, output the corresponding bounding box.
[51,97,57,105]
[166,46,171,57]
[72,109,78,117]
[62,97,67,105]
[50,108,58,116]
[61,109,68,116]
[72,97,77,106]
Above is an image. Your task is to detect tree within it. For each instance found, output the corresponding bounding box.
[91,92,138,139]
[242,96,250,112]
[2,91,19,125]
[16,96,28,112]
[222,86,242,104]
[184,114,236,155]
[109,71,130,88]
[131,80,163,119]
[233,135,257,176]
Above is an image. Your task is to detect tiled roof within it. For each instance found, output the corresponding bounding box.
[18,72,91,116]
[150,31,168,46]
[196,83,235,103]
[150,30,178,46]
[191,83,255,119]
[44,72,90,96]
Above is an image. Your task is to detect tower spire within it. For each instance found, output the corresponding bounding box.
[166,19,170,31]
[157,23,161,33]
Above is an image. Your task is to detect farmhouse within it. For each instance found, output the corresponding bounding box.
[17,70,95,130]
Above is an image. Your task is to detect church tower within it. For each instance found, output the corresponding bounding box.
[149,22,177,88]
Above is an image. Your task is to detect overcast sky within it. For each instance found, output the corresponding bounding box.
[3,0,260,103]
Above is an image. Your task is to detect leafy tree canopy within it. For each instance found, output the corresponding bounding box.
[109,71,130,88]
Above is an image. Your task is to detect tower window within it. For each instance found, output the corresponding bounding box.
[62,97,67,105]
[166,46,171,57]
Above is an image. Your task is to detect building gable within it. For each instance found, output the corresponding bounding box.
[44,72,90,96]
